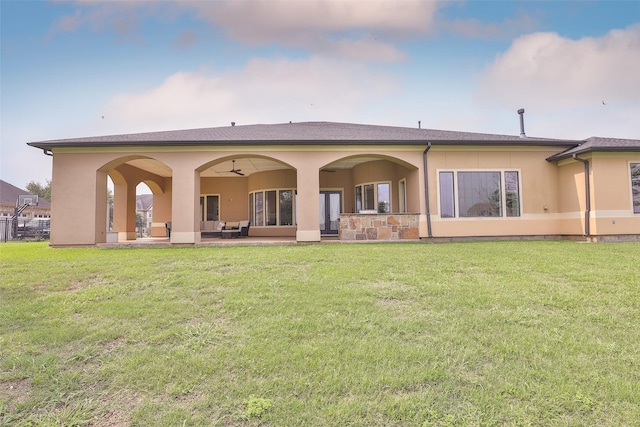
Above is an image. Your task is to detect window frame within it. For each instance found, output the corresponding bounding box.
[398,178,407,213]
[355,181,392,213]
[199,194,220,222]
[630,162,640,214]
[249,188,297,227]
[437,169,522,219]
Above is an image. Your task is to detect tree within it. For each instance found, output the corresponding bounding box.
[107,188,114,230]
[136,212,145,237]
[25,180,52,201]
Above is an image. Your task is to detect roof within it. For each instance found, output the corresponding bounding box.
[0,180,51,208]
[546,136,640,161]
[136,194,154,211]
[28,121,580,149]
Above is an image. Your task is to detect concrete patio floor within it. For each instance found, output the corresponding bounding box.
[97,235,342,248]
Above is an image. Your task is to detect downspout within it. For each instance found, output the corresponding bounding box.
[572,154,590,237]
[423,143,433,238]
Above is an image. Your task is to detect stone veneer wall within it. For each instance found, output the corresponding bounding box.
[339,213,420,241]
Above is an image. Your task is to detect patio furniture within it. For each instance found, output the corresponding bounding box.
[238,221,250,237]
[221,229,240,239]
[201,220,225,237]
[217,221,250,239]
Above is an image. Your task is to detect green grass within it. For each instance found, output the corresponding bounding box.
[1,241,639,426]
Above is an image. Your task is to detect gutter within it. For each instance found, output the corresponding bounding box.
[423,143,433,238]
[572,154,590,237]
[27,138,581,151]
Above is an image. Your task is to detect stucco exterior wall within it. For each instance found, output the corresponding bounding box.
[428,147,568,237]
[45,142,638,245]
[590,154,640,235]
[49,152,117,245]
[201,176,249,222]
[321,170,353,213]
[150,179,171,237]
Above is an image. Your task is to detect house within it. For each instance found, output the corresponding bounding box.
[27,120,640,246]
[135,194,154,236]
[0,180,51,220]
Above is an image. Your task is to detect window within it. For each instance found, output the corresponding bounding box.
[438,170,521,218]
[439,172,455,218]
[265,190,277,226]
[505,171,521,217]
[200,195,219,221]
[249,189,296,226]
[355,182,391,213]
[632,163,640,214]
[398,179,407,213]
[255,192,264,226]
[279,190,294,225]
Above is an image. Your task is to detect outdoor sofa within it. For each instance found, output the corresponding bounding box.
[201,220,250,238]
[200,221,226,237]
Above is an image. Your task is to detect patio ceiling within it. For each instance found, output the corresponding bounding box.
[124,156,383,178]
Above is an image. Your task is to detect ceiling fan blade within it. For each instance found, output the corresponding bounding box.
[234,170,245,176]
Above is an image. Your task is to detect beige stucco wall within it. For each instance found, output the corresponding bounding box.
[590,154,640,235]
[320,169,353,213]
[351,160,416,214]
[201,176,249,222]
[45,144,639,246]
[553,154,640,237]
[429,146,570,237]
[150,179,171,237]
[48,146,425,245]
[50,152,114,245]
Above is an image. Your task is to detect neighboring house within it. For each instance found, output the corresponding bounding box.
[0,180,51,219]
[27,120,640,246]
[136,193,154,235]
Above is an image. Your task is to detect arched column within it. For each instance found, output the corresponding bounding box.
[95,171,108,244]
[112,179,137,241]
[296,167,321,242]
[170,168,200,244]
[50,152,115,246]
[150,178,172,237]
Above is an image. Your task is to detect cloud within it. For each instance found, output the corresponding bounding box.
[174,29,197,49]
[182,0,441,61]
[183,0,439,38]
[439,13,539,39]
[48,0,150,42]
[477,26,640,110]
[49,0,442,61]
[100,56,399,132]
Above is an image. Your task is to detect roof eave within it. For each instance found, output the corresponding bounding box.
[28,138,580,150]
[547,146,640,162]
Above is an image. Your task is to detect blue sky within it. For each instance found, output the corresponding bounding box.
[2,0,639,189]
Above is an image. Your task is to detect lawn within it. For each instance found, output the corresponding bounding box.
[0,241,638,426]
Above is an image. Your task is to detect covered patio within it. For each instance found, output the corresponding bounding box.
[31,123,429,247]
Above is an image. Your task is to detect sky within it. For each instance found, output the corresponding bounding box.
[1,0,639,190]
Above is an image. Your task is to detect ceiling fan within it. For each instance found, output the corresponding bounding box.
[229,160,245,176]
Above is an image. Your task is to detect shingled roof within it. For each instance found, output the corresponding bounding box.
[547,136,640,161]
[28,121,580,149]
[0,180,51,208]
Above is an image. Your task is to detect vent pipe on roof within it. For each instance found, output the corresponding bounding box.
[231,122,236,127]
[418,120,421,129]
[517,108,526,138]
